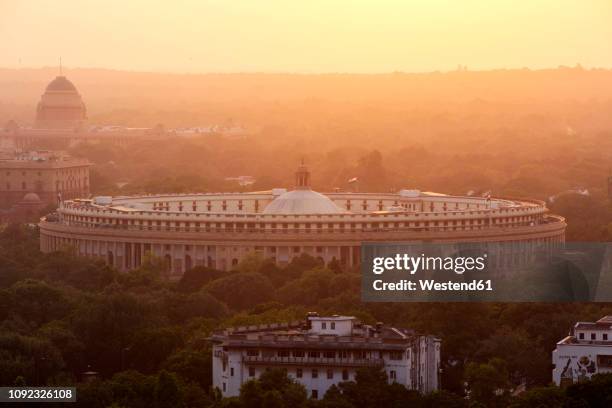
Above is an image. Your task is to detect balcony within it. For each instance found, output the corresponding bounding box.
[242,355,384,368]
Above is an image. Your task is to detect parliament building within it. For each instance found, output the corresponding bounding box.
[39,162,566,278]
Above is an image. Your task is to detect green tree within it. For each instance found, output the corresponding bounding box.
[565,373,612,408]
[422,390,467,408]
[464,358,510,407]
[508,385,567,408]
[155,370,183,408]
[205,273,274,310]
[238,368,307,408]
[163,348,212,389]
[8,279,71,326]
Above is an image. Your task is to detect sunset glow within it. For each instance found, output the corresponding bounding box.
[1,0,611,73]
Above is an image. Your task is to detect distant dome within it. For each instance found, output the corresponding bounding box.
[35,75,87,129]
[21,192,41,203]
[46,76,77,92]
[263,189,345,214]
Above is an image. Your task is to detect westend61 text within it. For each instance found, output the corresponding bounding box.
[373,279,493,292]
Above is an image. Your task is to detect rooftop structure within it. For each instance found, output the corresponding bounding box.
[552,316,612,386]
[210,313,441,399]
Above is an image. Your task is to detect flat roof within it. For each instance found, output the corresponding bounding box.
[309,316,355,321]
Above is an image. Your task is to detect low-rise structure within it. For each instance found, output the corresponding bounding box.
[0,150,90,217]
[552,316,612,386]
[210,313,440,399]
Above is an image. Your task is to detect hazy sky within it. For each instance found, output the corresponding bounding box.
[1,0,611,73]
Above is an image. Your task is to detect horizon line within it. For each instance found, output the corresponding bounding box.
[1,64,611,77]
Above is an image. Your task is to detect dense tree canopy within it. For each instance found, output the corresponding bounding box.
[0,225,611,407]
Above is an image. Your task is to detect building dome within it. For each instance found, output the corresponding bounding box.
[263,189,345,214]
[263,162,346,214]
[21,192,42,203]
[35,75,87,129]
[45,76,77,92]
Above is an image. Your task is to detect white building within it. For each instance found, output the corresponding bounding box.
[552,316,612,386]
[211,313,440,399]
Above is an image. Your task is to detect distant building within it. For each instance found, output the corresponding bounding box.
[0,74,246,150]
[0,150,91,210]
[552,316,612,386]
[210,313,440,399]
[35,75,87,130]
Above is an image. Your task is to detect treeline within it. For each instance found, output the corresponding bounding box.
[1,224,612,407]
[79,366,612,408]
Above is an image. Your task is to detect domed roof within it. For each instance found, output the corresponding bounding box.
[21,192,41,203]
[263,189,345,214]
[46,76,78,92]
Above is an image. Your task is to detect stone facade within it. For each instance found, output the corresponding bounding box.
[39,186,566,278]
[0,151,90,209]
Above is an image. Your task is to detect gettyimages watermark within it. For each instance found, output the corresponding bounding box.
[361,242,612,302]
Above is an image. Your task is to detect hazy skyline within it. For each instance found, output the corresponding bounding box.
[1,0,611,74]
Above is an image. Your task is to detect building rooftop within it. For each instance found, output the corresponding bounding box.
[574,316,612,331]
[210,314,430,351]
[0,151,90,168]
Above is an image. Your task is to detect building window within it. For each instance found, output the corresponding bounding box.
[249,367,255,377]
[312,369,318,379]
[21,182,26,190]
[230,367,234,376]
[296,368,303,378]
[322,322,326,330]
[591,333,596,340]
[311,390,318,400]
[331,322,335,330]
[579,332,584,340]
[390,370,397,381]
[293,350,305,358]
[604,334,608,341]
[222,383,226,392]
[342,369,349,380]
[390,351,403,360]
[327,369,333,379]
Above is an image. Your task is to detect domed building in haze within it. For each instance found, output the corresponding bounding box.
[35,75,87,129]
[39,163,566,278]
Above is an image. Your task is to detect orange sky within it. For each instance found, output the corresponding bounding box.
[1,0,611,73]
